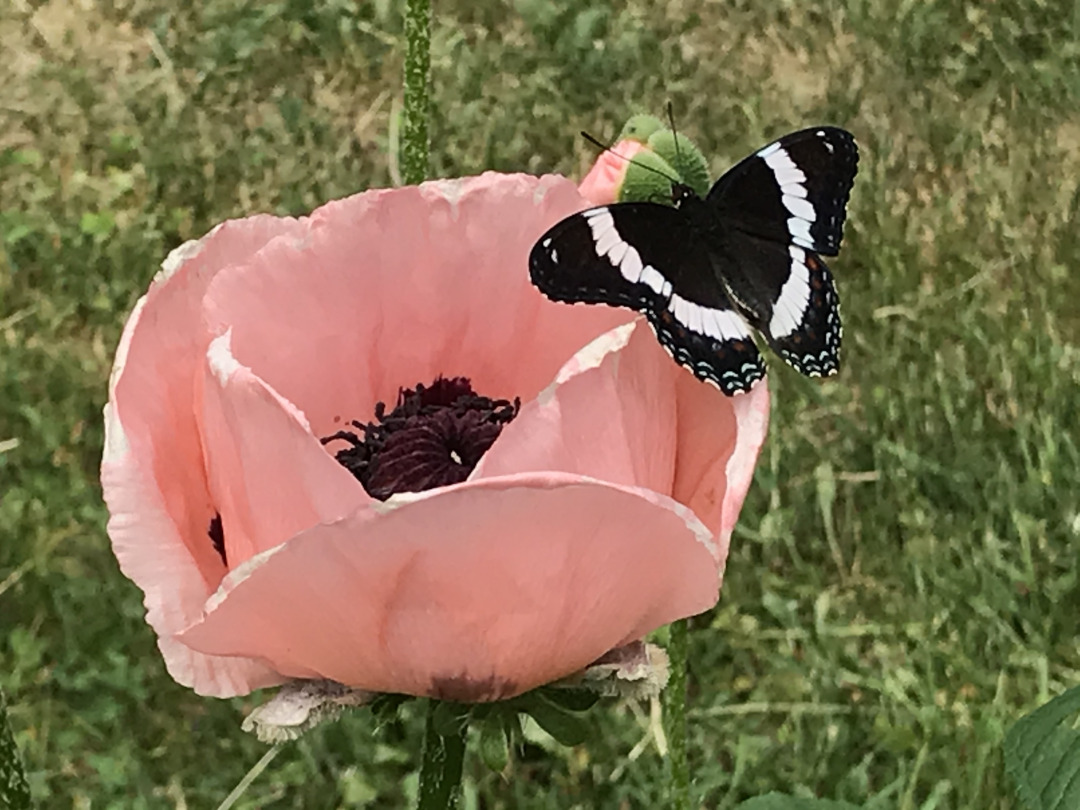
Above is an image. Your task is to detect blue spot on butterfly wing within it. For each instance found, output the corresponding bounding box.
[646,307,766,395]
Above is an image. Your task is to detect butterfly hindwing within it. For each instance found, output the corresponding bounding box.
[766,249,841,377]
[529,203,766,395]
[645,305,765,395]
[707,126,858,256]
[720,228,842,378]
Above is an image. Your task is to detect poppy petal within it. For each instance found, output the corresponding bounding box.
[578,140,645,205]
[102,218,313,695]
[670,367,770,564]
[473,318,769,564]
[178,474,720,700]
[198,330,372,568]
[106,217,308,589]
[472,320,678,496]
[199,174,629,443]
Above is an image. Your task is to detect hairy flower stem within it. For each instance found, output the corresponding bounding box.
[417,701,469,810]
[664,618,691,810]
[401,0,431,185]
[402,7,470,808]
[0,688,32,810]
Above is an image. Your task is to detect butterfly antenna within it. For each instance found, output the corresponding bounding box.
[579,130,679,186]
[665,101,682,163]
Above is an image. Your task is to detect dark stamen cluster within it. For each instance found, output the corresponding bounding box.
[208,513,226,565]
[323,376,519,501]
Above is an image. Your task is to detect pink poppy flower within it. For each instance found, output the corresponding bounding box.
[101,172,769,701]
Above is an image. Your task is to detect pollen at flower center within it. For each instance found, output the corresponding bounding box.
[322,376,520,501]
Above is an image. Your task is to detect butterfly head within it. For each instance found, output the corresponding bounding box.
[670,181,702,208]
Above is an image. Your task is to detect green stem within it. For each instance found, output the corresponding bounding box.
[401,0,431,185]
[0,688,32,810]
[216,744,283,810]
[416,701,468,810]
[664,618,690,810]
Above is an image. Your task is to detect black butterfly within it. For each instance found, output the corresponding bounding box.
[529,126,858,395]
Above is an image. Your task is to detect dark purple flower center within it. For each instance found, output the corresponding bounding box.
[209,513,226,565]
[322,376,519,501]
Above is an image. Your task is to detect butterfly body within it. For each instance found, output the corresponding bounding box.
[669,184,772,323]
[530,126,858,395]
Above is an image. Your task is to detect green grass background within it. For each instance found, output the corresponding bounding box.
[2,0,1079,807]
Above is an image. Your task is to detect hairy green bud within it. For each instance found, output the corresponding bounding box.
[618,114,665,143]
[619,149,679,205]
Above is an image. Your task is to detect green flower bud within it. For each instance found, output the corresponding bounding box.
[618,149,680,205]
[618,114,665,143]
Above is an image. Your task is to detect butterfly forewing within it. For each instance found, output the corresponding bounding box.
[530,204,667,310]
[707,126,858,256]
[529,203,766,395]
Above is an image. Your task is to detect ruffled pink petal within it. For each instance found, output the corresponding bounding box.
[197,331,371,568]
[472,320,678,497]
[474,318,770,565]
[578,140,645,205]
[670,369,770,568]
[102,400,283,696]
[178,474,720,700]
[102,217,309,695]
[200,173,629,443]
[107,218,306,586]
